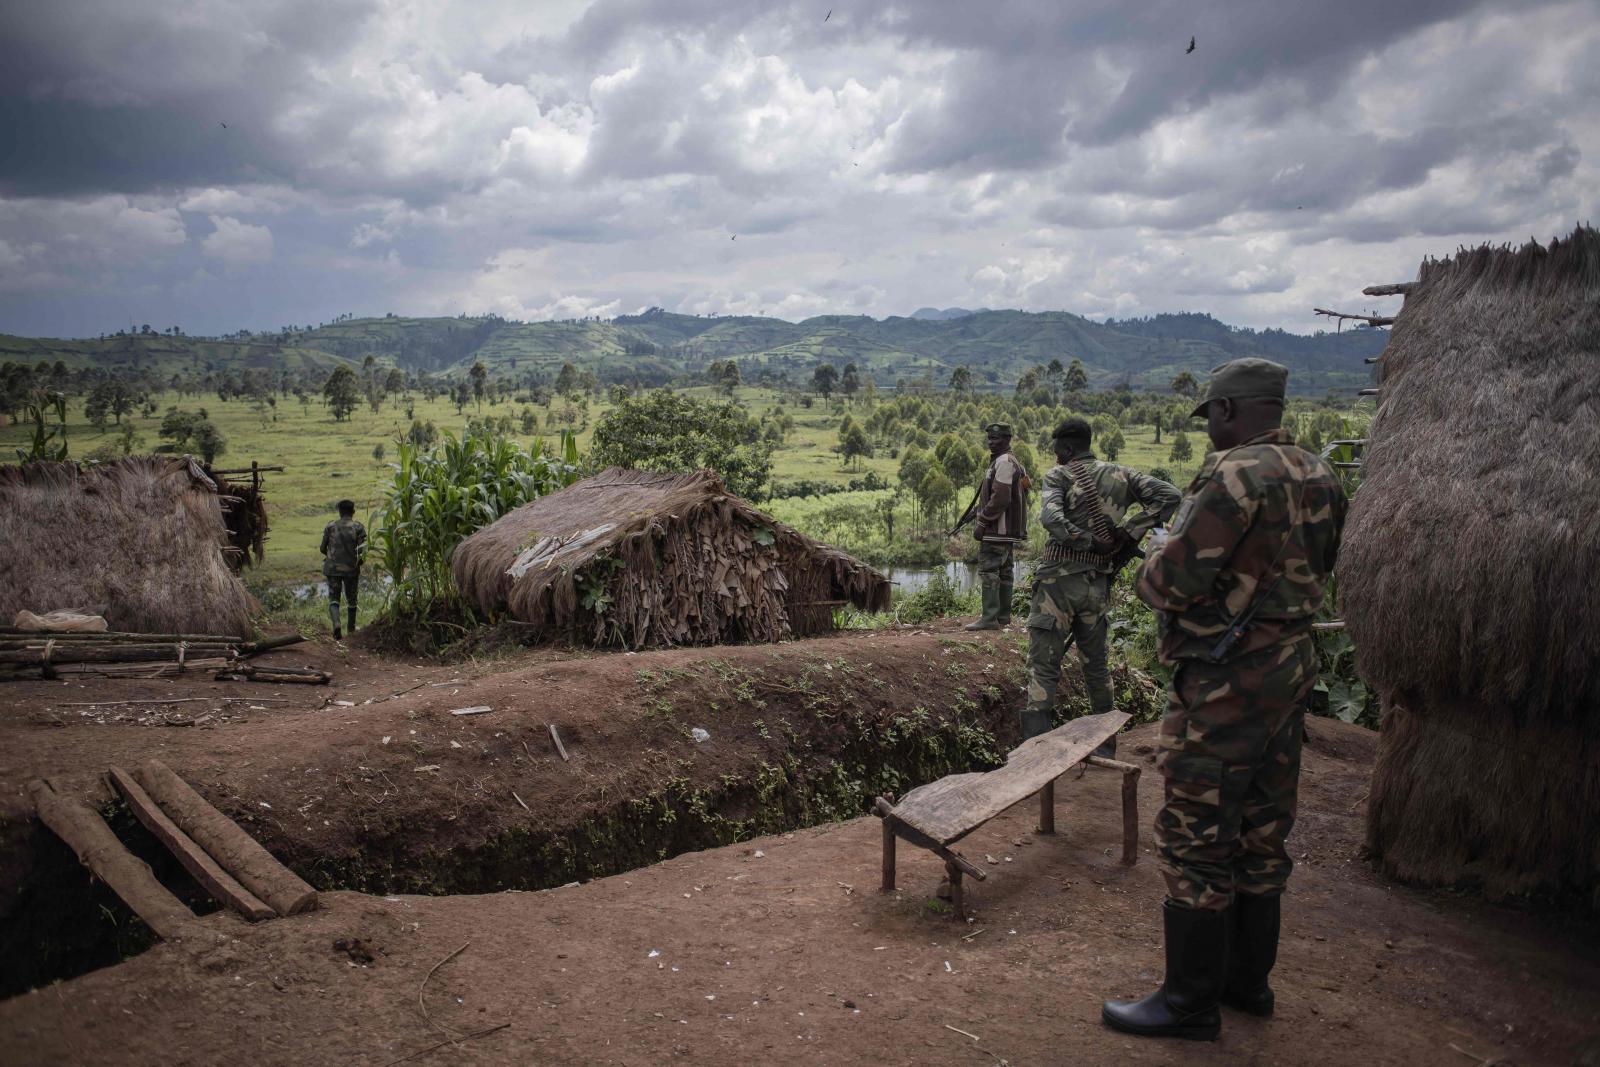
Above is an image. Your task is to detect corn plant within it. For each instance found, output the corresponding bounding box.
[371,430,579,623]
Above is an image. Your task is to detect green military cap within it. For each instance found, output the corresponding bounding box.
[983,422,1013,438]
[1190,357,1289,418]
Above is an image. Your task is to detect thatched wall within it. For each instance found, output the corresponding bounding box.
[0,456,257,638]
[1339,226,1600,903]
[453,467,890,647]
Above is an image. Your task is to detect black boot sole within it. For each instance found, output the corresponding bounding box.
[1101,1005,1220,1041]
[1221,991,1274,1017]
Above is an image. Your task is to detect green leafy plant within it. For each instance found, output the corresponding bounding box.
[371,429,579,626]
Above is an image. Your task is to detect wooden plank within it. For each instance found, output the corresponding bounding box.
[28,780,205,942]
[890,711,1128,846]
[135,760,318,916]
[107,767,276,921]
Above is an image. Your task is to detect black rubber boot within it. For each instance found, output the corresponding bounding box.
[1102,901,1226,1041]
[997,583,1014,626]
[329,600,342,641]
[347,605,358,635]
[1093,733,1117,760]
[1017,707,1053,740]
[1223,893,1280,1016]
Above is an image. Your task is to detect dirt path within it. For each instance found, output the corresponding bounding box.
[4,719,1596,1066]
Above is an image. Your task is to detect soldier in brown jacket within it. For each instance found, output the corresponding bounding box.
[965,423,1029,631]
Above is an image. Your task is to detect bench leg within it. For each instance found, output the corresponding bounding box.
[1038,778,1056,835]
[1087,755,1142,865]
[882,816,897,892]
[945,859,965,920]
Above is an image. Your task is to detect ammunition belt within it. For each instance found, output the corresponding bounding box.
[1044,541,1113,566]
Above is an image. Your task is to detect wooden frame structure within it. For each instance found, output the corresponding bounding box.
[874,712,1141,919]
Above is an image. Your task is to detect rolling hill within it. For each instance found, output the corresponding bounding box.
[4,307,1386,393]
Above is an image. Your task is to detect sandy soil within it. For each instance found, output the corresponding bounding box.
[3,707,1597,1066]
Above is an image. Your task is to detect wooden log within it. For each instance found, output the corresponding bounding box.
[1038,778,1056,836]
[28,780,205,942]
[0,628,243,642]
[215,665,331,684]
[0,644,235,665]
[1362,282,1414,296]
[107,767,276,921]
[240,633,306,655]
[134,760,318,916]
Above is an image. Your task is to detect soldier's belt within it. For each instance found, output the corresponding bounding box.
[1044,542,1113,566]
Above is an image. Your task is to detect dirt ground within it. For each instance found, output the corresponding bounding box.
[1,631,1597,1065]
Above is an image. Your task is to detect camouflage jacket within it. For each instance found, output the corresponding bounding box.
[320,518,366,577]
[1135,428,1346,663]
[1039,455,1181,574]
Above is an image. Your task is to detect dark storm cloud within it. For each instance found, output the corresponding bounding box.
[0,0,1593,338]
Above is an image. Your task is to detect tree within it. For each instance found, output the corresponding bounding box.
[841,362,861,401]
[469,361,488,408]
[811,363,838,399]
[1102,426,1125,461]
[949,366,973,392]
[1064,358,1089,393]
[1169,430,1193,463]
[917,468,956,528]
[323,366,360,422]
[555,361,580,396]
[1170,370,1199,398]
[840,424,872,470]
[588,389,774,500]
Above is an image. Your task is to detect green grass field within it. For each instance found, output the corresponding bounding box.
[1,386,1211,591]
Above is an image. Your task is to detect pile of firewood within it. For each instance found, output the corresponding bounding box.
[0,629,324,683]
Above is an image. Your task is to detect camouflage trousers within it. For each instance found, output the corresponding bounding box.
[1024,564,1113,718]
[976,540,1014,591]
[1156,637,1317,911]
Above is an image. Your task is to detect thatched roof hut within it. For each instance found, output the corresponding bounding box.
[0,456,258,638]
[1339,226,1600,904]
[453,467,891,647]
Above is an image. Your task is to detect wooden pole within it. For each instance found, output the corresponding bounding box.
[881,812,896,892]
[1087,756,1141,865]
[107,767,275,922]
[1038,778,1055,835]
[945,859,965,920]
[134,760,318,916]
[1362,282,1414,296]
[28,780,205,942]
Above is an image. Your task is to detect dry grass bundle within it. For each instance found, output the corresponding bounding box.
[0,456,257,638]
[1339,225,1600,903]
[453,467,890,647]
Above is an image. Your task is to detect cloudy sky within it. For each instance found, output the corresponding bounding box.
[0,0,1594,338]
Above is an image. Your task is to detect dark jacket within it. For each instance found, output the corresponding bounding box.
[320,518,367,578]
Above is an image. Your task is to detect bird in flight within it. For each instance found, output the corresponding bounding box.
[731,234,737,241]
[825,9,832,21]
[219,121,228,128]
[1186,36,1196,54]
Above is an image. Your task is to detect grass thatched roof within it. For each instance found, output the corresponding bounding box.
[1340,226,1600,720]
[1340,226,1600,904]
[0,456,257,638]
[453,467,890,647]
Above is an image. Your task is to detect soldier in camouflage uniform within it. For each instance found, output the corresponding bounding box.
[1102,358,1347,1042]
[320,499,366,640]
[964,423,1029,631]
[1022,418,1178,748]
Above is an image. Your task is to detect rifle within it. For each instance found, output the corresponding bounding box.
[947,490,981,538]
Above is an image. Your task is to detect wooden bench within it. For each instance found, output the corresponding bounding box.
[873,710,1142,918]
